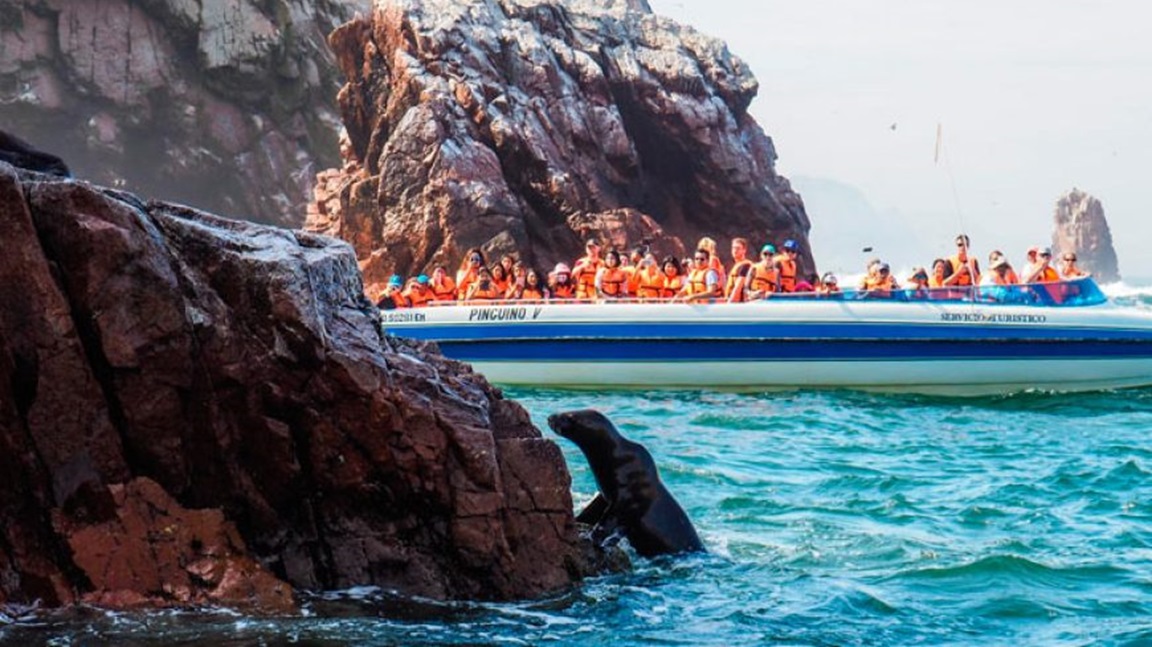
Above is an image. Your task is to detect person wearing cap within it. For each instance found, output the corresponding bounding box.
[1021,247,1059,284]
[773,239,800,293]
[455,247,486,299]
[376,274,410,310]
[429,265,457,302]
[677,247,723,302]
[859,261,899,298]
[572,238,603,300]
[744,243,780,299]
[725,237,754,302]
[945,234,980,288]
[402,274,434,307]
[816,272,842,296]
[549,262,576,299]
[1059,252,1088,279]
[983,251,1019,286]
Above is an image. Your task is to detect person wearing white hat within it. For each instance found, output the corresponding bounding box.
[1022,247,1059,284]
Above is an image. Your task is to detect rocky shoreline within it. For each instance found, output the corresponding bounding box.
[0,161,605,611]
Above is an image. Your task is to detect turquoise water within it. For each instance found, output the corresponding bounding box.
[6,286,1152,645]
[5,387,1152,646]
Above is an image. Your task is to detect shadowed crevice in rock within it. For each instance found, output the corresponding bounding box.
[0,161,606,608]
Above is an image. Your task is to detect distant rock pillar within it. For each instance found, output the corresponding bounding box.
[1051,188,1120,283]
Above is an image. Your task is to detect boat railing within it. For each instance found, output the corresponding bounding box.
[417,277,1106,309]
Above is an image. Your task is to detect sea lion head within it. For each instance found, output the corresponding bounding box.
[547,409,618,448]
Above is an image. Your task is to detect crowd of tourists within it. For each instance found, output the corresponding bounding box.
[376,234,1091,309]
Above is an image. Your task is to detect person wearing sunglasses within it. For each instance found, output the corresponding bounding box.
[944,234,980,287]
[744,244,779,300]
[678,248,723,302]
[1022,246,1059,284]
[455,247,486,299]
[774,239,801,292]
[1060,252,1089,279]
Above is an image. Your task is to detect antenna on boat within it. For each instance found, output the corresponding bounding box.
[936,123,979,292]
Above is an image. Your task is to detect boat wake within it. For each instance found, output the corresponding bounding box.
[1100,281,1152,308]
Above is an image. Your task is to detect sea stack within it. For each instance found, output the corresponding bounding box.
[0,160,604,609]
[1051,188,1120,283]
[308,0,813,298]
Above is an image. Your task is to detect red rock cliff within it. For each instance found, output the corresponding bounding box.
[307,0,812,296]
[0,160,599,610]
[0,0,368,227]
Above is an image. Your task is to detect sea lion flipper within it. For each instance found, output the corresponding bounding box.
[576,492,609,524]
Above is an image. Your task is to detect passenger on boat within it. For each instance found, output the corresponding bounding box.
[859,262,899,297]
[744,244,779,300]
[725,237,753,302]
[490,262,511,295]
[794,273,817,293]
[929,259,949,288]
[945,234,980,287]
[549,263,577,299]
[1022,247,1059,283]
[402,274,434,307]
[906,267,930,298]
[507,259,528,298]
[456,248,485,299]
[572,239,603,300]
[499,254,516,280]
[464,267,502,301]
[679,248,723,302]
[984,251,1019,285]
[774,239,800,292]
[596,249,630,299]
[696,236,725,279]
[429,265,457,302]
[659,256,685,299]
[511,267,550,301]
[816,272,842,296]
[1060,252,1089,279]
[634,252,664,300]
[624,244,649,295]
[377,274,409,310]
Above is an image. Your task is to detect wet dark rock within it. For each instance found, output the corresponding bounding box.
[0,162,602,610]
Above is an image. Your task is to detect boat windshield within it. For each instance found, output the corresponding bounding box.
[773,277,1107,307]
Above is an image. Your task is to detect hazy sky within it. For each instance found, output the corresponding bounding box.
[648,0,1152,279]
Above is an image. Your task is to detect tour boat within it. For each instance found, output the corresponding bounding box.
[379,278,1152,396]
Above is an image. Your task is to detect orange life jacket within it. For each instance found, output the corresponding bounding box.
[748,262,778,294]
[519,286,546,300]
[431,276,456,301]
[725,259,753,301]
[455,268,478,300]
[863,274,897,296]
[992,269,1020,286]
[598,267,628,297]
[1035,267,1059,283]
[774,255,797,292]
[623,265,642,295]
[379,287,409,309]
[573,256,601,300]
[491,276,510,296]
[686,268,715,297]
[636,270,664,299]
[467,282,502,301]
[403,285,433,307]
[660,275,684,299]
[552,281,576,299]
[928,275,946,289]
[947,255,980,286]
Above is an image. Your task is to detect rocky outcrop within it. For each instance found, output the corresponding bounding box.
[0,0,369,227]
[0,160,600,610]
[1052,188,1120,283]
[307,0,811,297]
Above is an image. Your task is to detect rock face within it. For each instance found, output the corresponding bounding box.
[307,0,812,297]
[0,0,369,227]
[1052,188,1120,283]
[0,160,598,609]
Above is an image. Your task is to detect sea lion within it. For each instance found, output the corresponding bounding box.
[548,409,705,557]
